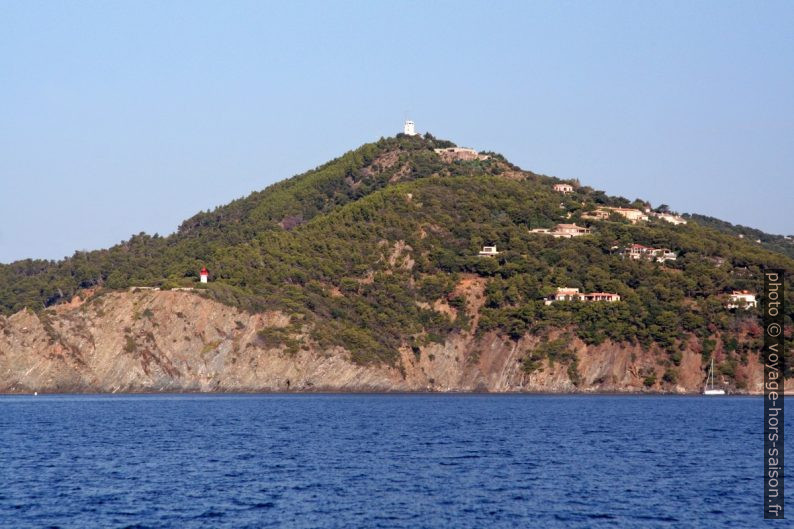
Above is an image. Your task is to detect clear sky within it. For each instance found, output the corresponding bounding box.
[1,1,792,263]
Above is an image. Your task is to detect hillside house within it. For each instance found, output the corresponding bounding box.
[606,207,648,223]
[433,147,489,162]
[583,292,621,302]
[530,223,591,238]
[200,267,209,283]
[621,244,677,262]
[656,249,678,262]
[544,287,621,305]
[555,223,591,237]
[479,245,500,257]
[707,256,726,268]
[651,212,687,225]
[581,209,611,221]
[583,207,648,223]
[553,183,574,194]
[726,290,757,309]
[544,287,583,304]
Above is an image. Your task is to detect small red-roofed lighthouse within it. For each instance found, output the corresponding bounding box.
[199,267,209,283]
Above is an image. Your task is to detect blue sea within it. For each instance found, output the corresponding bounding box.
[0,395,787,528]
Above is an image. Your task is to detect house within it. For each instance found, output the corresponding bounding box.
[605,207,649,223]
[544,287,621,305]
[479,245,500,257]
[530,223,591,238]
[554,224,591,237]
[621,244,677,262]
[622,244,654,260]
[553,183,574,194]
[583,207,648,223]
[433,147,489,162]
[656,249,677,262]
[200,267,209,283]
[581,209,612,221]
[544,287,584,305]
[583,292,621,302]
[707,256,726,268]
[651,212,687,225]
[726,290,757,309]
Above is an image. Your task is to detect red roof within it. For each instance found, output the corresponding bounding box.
[200,267,209,275]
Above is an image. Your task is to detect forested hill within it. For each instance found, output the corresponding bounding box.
[1,133,792,378]
[685,214,794,260]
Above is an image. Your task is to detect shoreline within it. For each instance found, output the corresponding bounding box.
[0,389,770,397]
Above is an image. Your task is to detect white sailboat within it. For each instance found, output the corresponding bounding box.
[703,357,726,395]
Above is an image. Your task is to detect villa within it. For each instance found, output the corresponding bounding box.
[583,292,622,302]
[581,209,611,221]
[553,183,574,194]
[544,287,621,305]
[605,207,649,223]
[530,223,591,238]
[544,287,584,304]
[479,245,500,257]
[621,244,677,262]
[651,212,687,225]
[583,207,648,223]
[726,290,757,309]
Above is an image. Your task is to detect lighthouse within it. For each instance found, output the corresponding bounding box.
[403,120,417,136]
[199,267,209,283]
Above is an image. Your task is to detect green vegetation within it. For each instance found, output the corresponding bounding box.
[123,335,137,354]
[201,341,221,354]
[0,134,792,378]
[521,337,578,376]
[688,214,794,259]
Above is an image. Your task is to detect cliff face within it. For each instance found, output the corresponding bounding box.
[0,289,780,395]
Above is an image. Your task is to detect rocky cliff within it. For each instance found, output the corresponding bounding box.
[1,288,782,394]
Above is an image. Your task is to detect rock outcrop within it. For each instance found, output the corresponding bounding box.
[0,289,783,394]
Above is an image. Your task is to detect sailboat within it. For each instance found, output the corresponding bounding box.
[703,357,726,395]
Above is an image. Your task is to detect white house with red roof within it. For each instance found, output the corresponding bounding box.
[200,267,209,283]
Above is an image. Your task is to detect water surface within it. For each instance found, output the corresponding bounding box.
[0,394,785,528]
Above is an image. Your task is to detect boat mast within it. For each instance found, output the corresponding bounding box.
[709,357,714,390]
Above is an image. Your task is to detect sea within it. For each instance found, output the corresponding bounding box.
[0,394,787,528]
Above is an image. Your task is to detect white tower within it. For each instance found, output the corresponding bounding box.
[403,120,416,136]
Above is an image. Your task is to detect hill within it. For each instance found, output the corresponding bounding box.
[685,214,794,260]
[0,133,792,392]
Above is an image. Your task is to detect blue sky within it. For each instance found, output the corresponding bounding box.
[1,1,792,263]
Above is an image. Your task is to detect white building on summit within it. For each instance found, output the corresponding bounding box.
[403,120,417,136]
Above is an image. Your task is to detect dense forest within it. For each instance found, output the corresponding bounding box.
[1,134,792,379]
[685,214,794,260]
